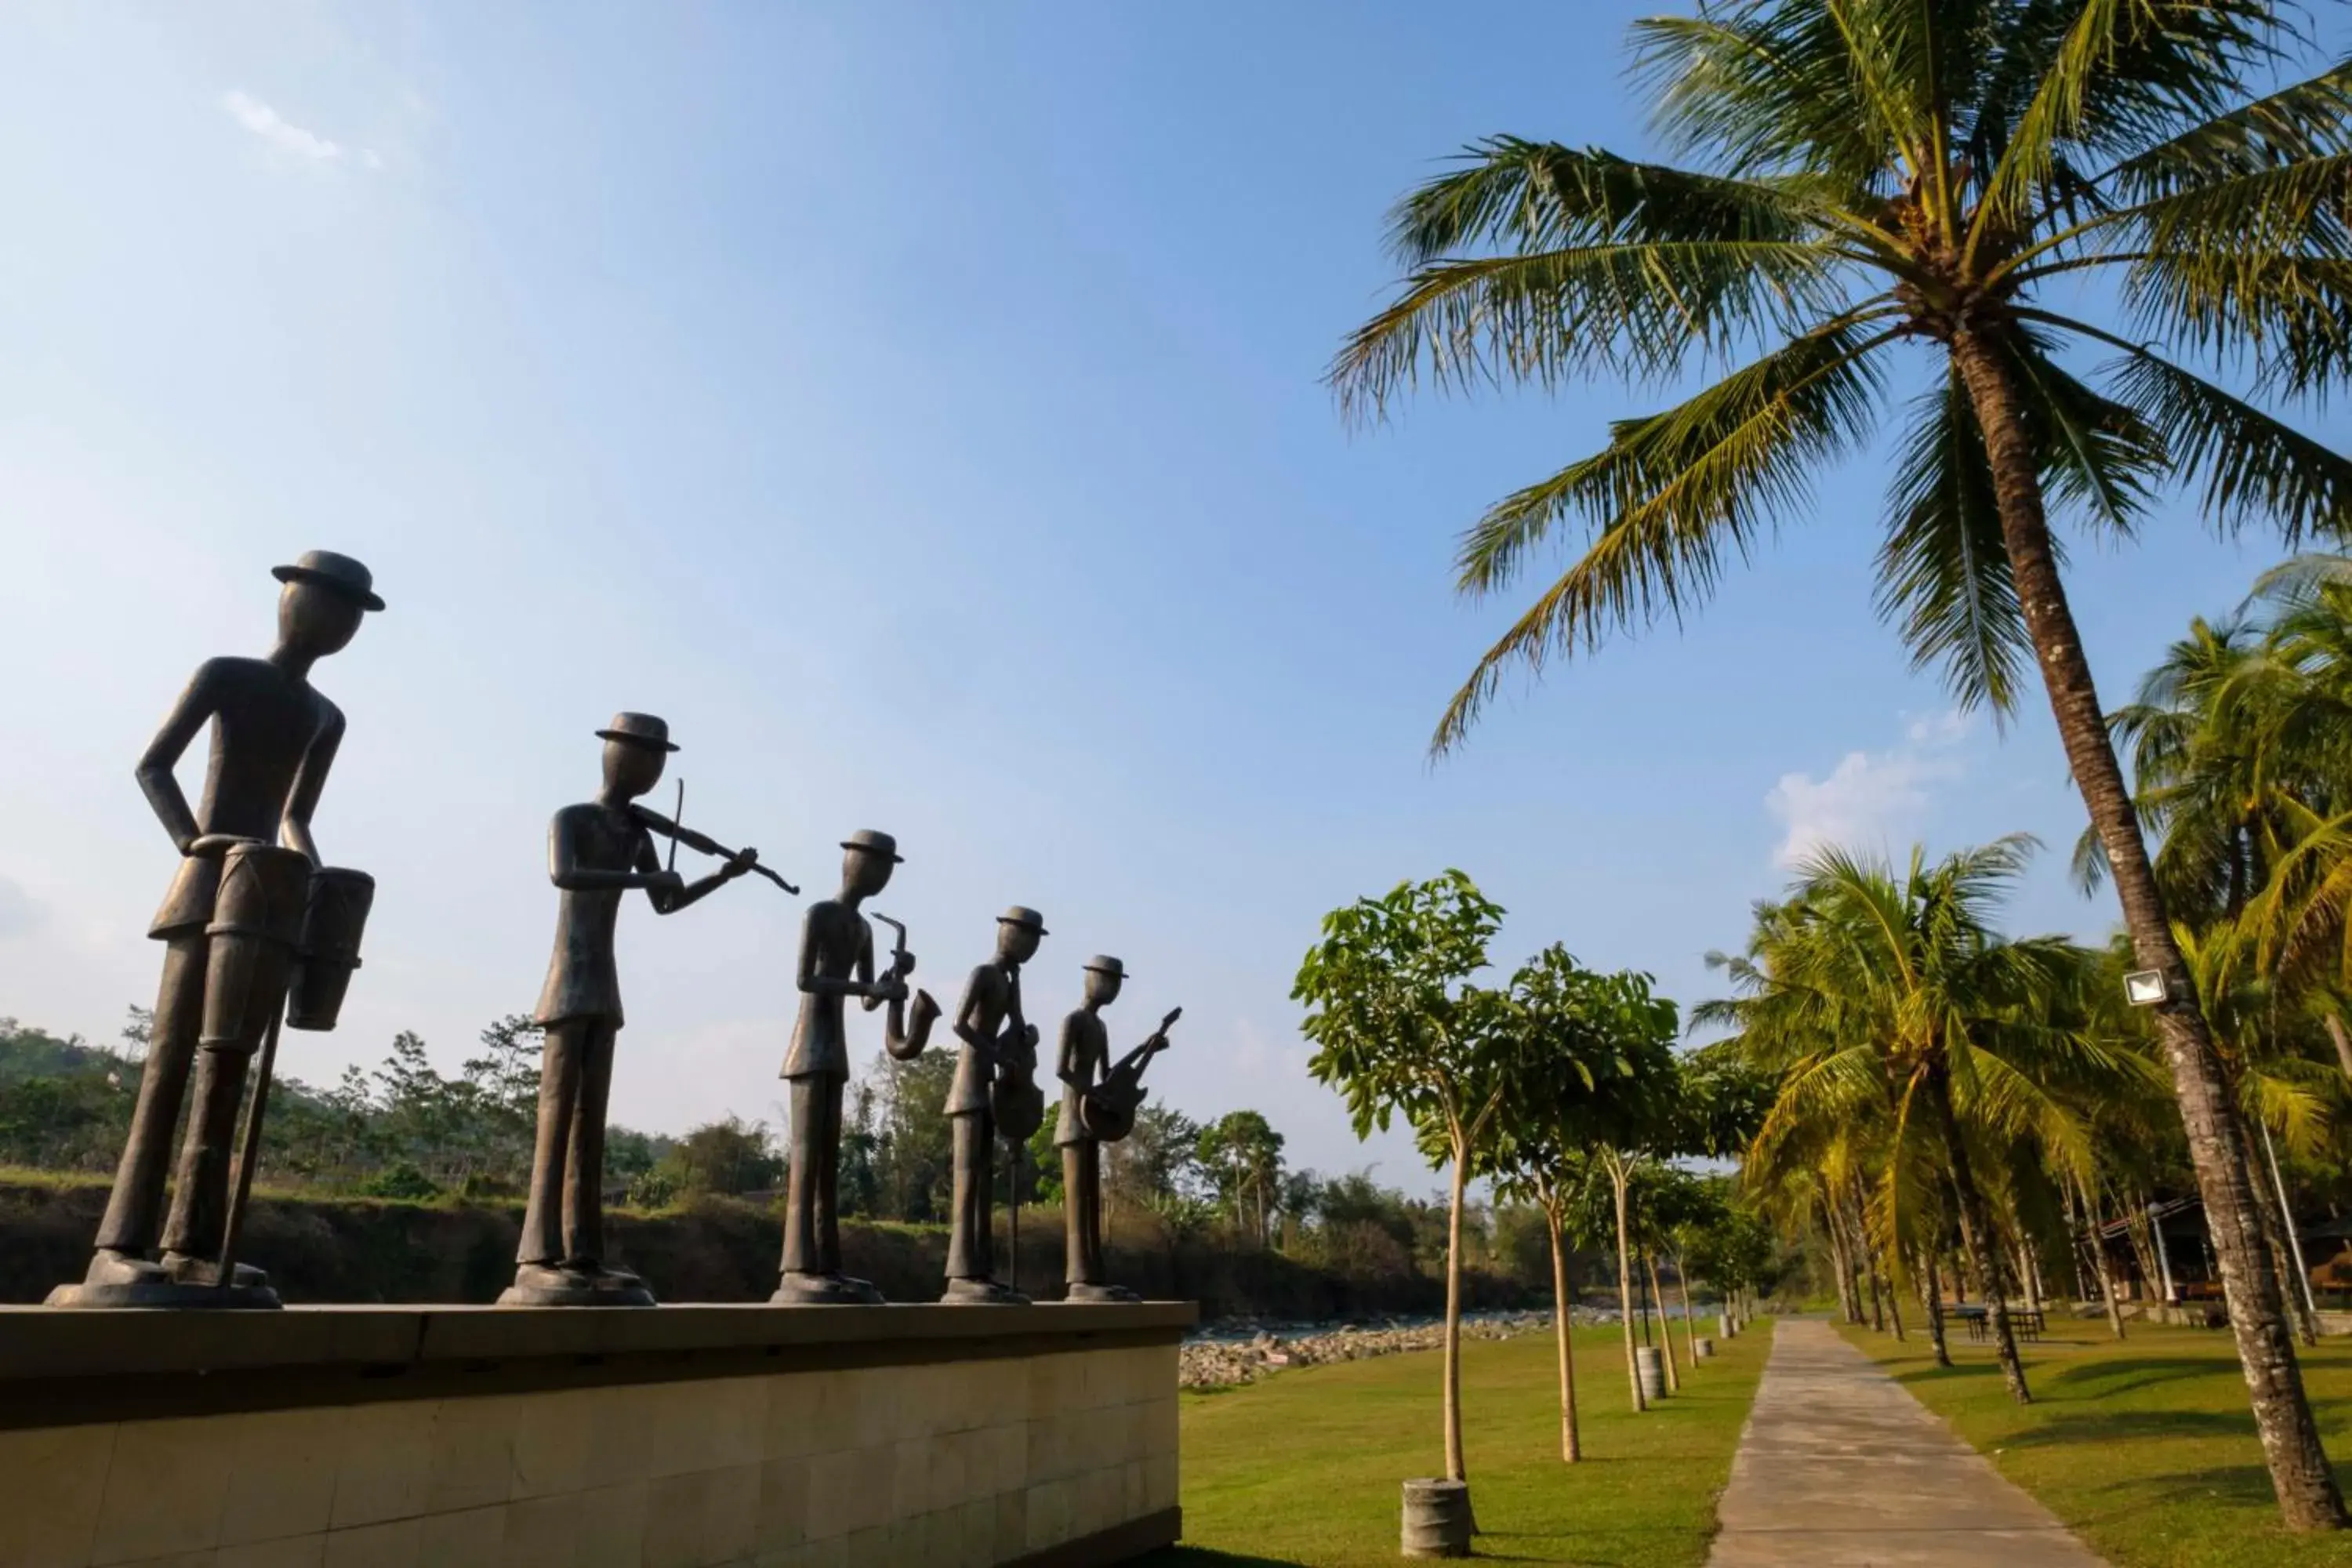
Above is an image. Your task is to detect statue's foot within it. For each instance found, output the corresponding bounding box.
[499,1261,655,1308]
[162,1253,269,1290]
[83,1249,168,1287]
[941,1276,1030,1306]
[1062,1281,1141,1304]
[48,1250,280,1309]
[772,1272,887,1306]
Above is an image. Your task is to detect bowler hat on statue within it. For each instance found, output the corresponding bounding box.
[841,829,904,862]
[1083,955,1127,978]
[596,713,680,753]
[999,906,1049,936]
[271,550,385,612]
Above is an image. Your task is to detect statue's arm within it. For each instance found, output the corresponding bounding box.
[855,923,889,1011]
[1056,1014,1086,1087]
[799,909,862,997]
[549,809,663,894]
[640,829,742,913]
[136,659,225,854]
[952,966,999,1065]
[281,701,344,865]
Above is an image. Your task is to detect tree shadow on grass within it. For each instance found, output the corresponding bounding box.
[1994,1407,2254,1449]
[2042,1356,2241,1398]
[1134,1548,1312,1567]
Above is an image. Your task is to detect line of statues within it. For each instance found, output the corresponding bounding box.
[47,553,1174,1311]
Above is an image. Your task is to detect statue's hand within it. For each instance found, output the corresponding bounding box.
[723,848,760,880]
[187,833,260,860]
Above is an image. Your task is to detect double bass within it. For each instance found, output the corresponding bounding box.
[990,974,1047,1141]
[1080,1007,1181,1142]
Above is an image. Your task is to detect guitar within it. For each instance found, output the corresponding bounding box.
[1080,1007,1181,1142]
[989,971,1047,1140]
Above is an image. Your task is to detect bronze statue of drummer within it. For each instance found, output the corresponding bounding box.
[53,551,383,1309]
[503,713,759,1307]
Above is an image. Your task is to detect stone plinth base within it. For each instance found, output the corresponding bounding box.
[0,1300,1192,1568]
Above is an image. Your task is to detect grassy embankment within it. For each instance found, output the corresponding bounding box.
[1146,1317,1773,1568]
[1837,1316,2352,1568]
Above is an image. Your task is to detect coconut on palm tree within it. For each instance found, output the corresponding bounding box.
[1334,0,2352,1526]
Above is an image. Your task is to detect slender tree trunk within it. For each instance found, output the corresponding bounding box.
[1613,1162,1645,1413]
[1955,330,2345,1530]
[1923,1248,1952,1368]
[1674,1253,1703,1368]
[1820,1189,1860,1322]
[1883,1253,1907,1341]
[2247,1122,2320,1348]
[1547,1204,1580,1462]
[1927,1068,2031,1403]
[1646,1254,1682,1392]
[2018,1240,2043,1316]
[1443,1145,1468,1483]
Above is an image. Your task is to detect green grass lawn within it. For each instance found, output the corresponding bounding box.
[1145,1317,1773,1567]
[1836,1315,2352,1567]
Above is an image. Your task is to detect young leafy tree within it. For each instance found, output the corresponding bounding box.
[1332,0,2352,1526]
[1296,870,1514,1488]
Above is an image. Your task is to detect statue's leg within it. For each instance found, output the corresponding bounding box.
[1062,1145,1090,1287]
[1080,1142,1105,1283]
[517,1022,584,1267]
[780,1076,821,1276]
[162,917,289,1265]
[972,1109,997,1281]
[93,936,206,1259]
[812,1076,844,1276]
[562,1020,617,1267]
[946,1114,982,1281]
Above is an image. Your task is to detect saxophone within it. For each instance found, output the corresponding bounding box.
[872,913,940,1061]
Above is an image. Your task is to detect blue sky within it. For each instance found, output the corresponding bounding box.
[0,3,2332,1187]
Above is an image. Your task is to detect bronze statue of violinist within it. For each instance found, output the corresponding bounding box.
[502,713,761,1307]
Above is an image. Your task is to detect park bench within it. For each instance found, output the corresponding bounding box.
[1951,1304,2045,1341]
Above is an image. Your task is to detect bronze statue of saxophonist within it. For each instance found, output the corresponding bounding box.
[773,829,938,1304]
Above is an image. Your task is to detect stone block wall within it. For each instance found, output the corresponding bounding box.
[0,1303,1189,1568]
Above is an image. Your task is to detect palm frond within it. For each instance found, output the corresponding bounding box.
[1434,319,1896,752]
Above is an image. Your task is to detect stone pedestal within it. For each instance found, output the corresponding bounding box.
[0,1299,1192,1568]
[1635,1344,1667,1401]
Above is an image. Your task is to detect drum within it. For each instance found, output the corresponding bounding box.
[286,867,375,1032]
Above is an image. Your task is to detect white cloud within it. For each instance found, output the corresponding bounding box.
[220,90,379,171]
[1766,710,1972,869]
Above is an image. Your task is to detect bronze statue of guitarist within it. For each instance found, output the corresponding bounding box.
[1057,958,1176,1302]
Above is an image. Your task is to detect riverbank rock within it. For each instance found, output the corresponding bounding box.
[1180,1308,1608,1388]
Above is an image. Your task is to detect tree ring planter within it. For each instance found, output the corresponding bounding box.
[1635,1344,1668,1401]
[1694,1335,1715,1359]
[1401,1477,1472,1558]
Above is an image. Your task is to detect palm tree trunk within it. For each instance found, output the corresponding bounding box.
[1548,1203,1581,1462]
[1820,1189,1860,1322]
[1883,1253,1907,1341]
[2080,1181,2128,1341]
[1926,1068,2031,1403]
[1612,1160,1645,1413]
[1954,331,2343,1529]
[1443,1142,1468,1483]
[1922,1248,1952,1368]
[1646,1254,1682,1392]
[2326,1014,2352,1083]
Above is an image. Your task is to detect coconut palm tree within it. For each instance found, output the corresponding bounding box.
[1332,1,2352,1525]
[1708,837,2160,1404]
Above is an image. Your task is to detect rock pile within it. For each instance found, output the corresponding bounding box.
[1181,1309,1601,1388]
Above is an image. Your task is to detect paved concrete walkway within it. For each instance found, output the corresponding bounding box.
[1707,1319,2107,1566]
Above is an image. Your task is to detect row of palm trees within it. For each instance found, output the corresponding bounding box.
[1704,558,2352,1410]
[1334,0,2352,1529]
